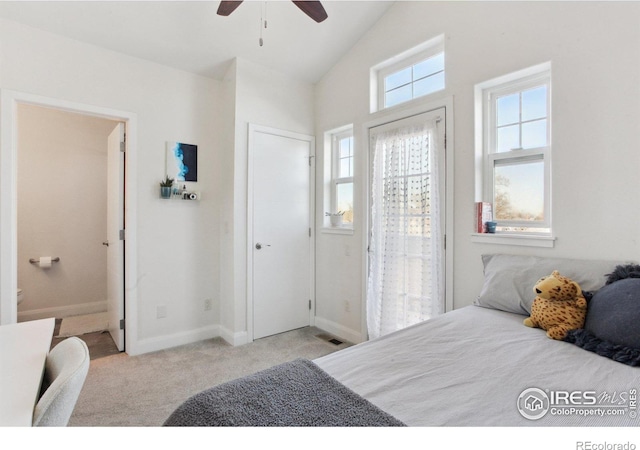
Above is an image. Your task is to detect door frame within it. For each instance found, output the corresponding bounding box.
[246,124,315,343]
[362,97,455,338]
[0,89,138,353]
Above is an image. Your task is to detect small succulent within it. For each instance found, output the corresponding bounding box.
[160,175,174,187]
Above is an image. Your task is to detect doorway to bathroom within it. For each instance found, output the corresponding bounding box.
[0,89,138,354]
[15,104,125,354]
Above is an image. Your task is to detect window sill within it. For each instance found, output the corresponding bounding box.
[321,227,354,236]
[471,233,556,248]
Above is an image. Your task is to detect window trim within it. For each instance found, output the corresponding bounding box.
[475,62,552,236]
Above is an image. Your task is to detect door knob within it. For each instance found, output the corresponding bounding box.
[255,243,271,250]
[102,241,109,247]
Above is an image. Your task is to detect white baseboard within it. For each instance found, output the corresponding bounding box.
[31,313,360,356]
[313,316,364,345]
[18,301,106,322]
[133,324,220,355]
[219,326,249,346]
[217,320,361,348]
[132,325,246,355]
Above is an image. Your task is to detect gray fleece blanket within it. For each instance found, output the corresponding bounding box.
[163,358,405,426]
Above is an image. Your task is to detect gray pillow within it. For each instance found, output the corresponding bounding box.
[475,254,625,315]
[584,278,640,349]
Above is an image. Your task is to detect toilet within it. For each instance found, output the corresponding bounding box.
[17,288,24,305]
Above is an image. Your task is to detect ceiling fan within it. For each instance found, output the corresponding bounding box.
[217,1,328,23]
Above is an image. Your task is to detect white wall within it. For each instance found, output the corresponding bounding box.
[1,19,315,352]
[314,1,640,342]
[218,57,315,344]
[0,19,221,354]
[3,1,638,353]
[17,104,118,320]
[218,60,238,344]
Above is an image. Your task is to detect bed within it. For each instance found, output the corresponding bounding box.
[164,254,640,427]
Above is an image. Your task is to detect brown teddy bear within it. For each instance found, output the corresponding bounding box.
[523,270,587,340]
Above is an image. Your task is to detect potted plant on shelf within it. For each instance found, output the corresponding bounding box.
[160,175,174,199]
[326,211,345,227]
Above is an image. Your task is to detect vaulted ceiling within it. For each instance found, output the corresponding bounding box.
[0,1,395,82]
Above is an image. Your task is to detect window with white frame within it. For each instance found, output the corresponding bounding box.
[330,129,354,227]
[372,35,445,112]
[477,63,551,234]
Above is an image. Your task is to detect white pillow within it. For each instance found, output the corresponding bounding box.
[474,254,626,315]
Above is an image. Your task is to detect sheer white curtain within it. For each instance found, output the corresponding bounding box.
[367,118,443,340]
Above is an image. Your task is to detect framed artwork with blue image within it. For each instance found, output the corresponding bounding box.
[166,141,198,182]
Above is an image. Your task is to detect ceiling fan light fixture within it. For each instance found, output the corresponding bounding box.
[217,1,328,23]
[292,1,328,23]
[216,1,243,17]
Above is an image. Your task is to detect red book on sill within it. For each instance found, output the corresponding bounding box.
[475,202,493,233]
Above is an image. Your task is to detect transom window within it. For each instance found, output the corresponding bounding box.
[372,35,445,112]
[477,63,552,234]
[383,52,445,109]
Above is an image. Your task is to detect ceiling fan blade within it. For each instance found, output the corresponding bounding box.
[217,1,244,17]
[292,1,328,23]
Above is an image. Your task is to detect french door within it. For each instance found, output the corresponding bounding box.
[366,108,446,339]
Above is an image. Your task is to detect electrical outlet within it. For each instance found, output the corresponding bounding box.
[204,298,212,311]
[344,300,351,313]
[157,305,167,319]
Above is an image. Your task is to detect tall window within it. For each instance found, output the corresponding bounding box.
[477,63,551,233]
[331,129,354,226]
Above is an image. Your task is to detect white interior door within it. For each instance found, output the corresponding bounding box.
[107,123,125,351]
[250,126,314,340]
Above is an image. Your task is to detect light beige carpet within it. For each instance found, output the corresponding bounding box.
[69,326,351,426]
[59,312,109,337]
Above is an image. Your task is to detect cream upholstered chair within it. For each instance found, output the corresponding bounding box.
[32,337,90,426]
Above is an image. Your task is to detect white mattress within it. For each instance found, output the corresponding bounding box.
[314,306,640,426]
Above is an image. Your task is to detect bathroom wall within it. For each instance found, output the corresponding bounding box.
[17,103,119,320]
